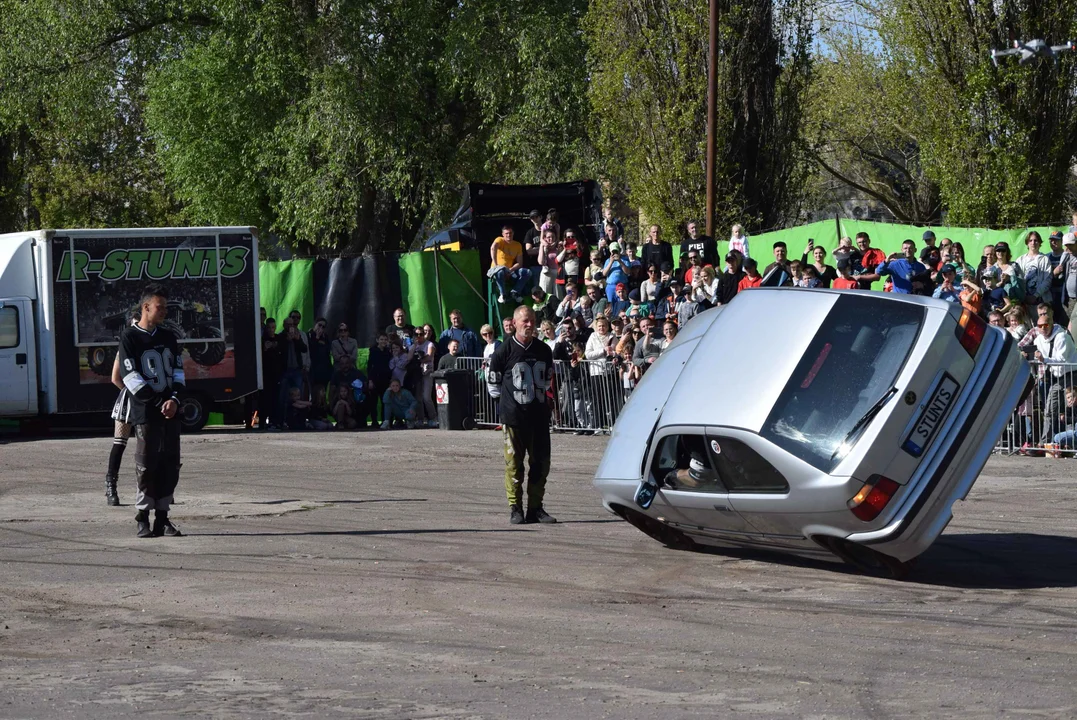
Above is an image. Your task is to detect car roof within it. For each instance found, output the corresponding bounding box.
[657,287,950,433]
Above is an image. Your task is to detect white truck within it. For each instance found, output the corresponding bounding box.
[0,227,262,431]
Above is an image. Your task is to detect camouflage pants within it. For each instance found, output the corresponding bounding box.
[503,423,551,509]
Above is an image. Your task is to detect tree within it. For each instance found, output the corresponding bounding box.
[810,0,1077,226]
[585,0,816,237]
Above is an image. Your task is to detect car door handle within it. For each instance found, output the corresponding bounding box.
[713,504,732,512]
[16,353,26,365]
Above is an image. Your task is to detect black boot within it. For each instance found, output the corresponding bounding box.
[105,474,120,506]
[135,511,152,538]
[152,511,183,537]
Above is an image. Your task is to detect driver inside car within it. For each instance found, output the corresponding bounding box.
[661,440,722,493]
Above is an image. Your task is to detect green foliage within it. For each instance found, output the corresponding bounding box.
[585,0,815,237]
[811,0,1077,227]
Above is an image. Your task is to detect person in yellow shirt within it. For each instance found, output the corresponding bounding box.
[489,224,533,304]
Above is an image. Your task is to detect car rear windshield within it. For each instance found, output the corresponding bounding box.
[760,295,925,473]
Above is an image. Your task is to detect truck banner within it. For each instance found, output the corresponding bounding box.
[50,231,259,413]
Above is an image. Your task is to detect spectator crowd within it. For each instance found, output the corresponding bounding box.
[479,208,1077,449]
[255,206,1077,454]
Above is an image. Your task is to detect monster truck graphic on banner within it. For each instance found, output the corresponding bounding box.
[53,234,252,385]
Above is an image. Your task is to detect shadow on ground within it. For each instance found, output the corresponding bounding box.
[908,533,1077,589]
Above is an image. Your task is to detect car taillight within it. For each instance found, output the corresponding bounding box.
[955,308,986,357]
[848,476,900,521]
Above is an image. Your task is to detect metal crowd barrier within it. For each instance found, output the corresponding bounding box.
[457,355,632,433]
[994,359,1077,458]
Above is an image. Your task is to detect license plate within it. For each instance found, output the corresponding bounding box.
[902,374,960,457]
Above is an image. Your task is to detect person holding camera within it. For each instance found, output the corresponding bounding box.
[601,244,631,302]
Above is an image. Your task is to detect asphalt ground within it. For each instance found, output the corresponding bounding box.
[1,428,1075,719]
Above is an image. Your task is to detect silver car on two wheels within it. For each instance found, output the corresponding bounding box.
[593,288,1030,578]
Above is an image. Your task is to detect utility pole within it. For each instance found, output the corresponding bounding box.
[705,0,719,238]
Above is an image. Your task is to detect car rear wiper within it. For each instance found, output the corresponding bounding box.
[830,386,898,462]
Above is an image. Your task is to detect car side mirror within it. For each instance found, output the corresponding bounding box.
[634,474,666,509]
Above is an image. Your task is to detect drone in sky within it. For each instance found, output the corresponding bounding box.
[990,38,1076,66]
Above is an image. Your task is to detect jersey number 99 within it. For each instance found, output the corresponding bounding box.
[511,361,547,404]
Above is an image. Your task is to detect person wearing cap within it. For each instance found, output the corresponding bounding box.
[991,241,1025,303]
[489,224,532,304]
[1053,232,1077,331]
[640,224,674,272]
[625,287,652,319]
[978,264,1009,313]
[523,209,544,267]
[1046,230,1068,323]
[922,229,937,248]
[530,286,556,326]
[1016,230,1053,309]
[832,257,859,290]
[683,248,708,285]
[715,250,746,305]
[931,264,961,303]
[680,220,718,267]
[609,282,631,318]
[737,257,764,291]
[601,243,631,302]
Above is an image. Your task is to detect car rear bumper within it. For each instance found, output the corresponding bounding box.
[846,331,1027,561]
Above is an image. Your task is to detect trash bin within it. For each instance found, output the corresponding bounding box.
[434,369,475,430]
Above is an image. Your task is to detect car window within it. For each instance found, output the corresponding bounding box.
[705,435,789,493]
[651,434,725,493]
[0,307,18,348]
[760,295,924,472]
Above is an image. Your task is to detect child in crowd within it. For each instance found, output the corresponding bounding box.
[285,387,312,431]
[308,390,334,431]
[980,266,1009,313]
[1046,387,1077,457]
[625,289,651,319]
[738,257,764,291]
[832,258,859,290]
[960,277,983,316]
[332,384,357,430]
[389,339,409,385]
[797,265,821,288]
[382,378,418,429]
[585,250,605,290]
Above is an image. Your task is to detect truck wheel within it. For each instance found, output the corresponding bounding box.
[88,346,117,376]
[188,325,226,367]
[178,394,211,433]
[611,504,697,552]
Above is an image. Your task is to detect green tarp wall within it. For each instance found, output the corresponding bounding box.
[258,250,485,338]
[745,220,1072,262]
[258,259,316,327]
[398,250,485,334]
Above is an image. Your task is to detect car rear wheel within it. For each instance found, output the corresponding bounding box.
[611,504,697,552]
[816,536,912,580]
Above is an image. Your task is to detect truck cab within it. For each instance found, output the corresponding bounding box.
[0,235,39,416]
